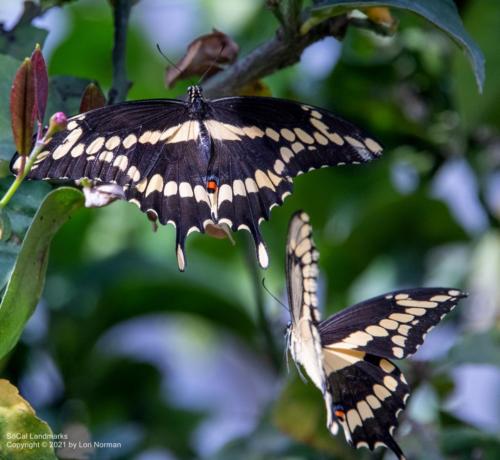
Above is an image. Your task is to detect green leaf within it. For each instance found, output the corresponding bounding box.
[0,54,23,162]
[452,0,500,131]
[310,0,485,91]
[273,378,358,458]
[0,187,83,359]
[0,379,57,460]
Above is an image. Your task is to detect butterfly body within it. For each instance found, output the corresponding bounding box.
[12,87,382,270]
[285,211,467,459]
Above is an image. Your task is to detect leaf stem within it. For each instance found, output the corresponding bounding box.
[0,126,46,209]
[108,0,132,104]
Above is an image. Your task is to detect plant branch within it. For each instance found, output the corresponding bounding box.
[108,0,132,104]
[203,15,348,99]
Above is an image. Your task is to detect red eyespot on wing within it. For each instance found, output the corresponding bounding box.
[207,179,217,193]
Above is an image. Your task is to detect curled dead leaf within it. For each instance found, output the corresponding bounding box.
[165,29,239,88]
[362,7,398,32]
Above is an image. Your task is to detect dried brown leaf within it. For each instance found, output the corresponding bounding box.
[165,29,239,88]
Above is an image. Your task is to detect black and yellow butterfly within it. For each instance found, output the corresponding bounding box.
[286,211,467,459]
[11,86,382,270]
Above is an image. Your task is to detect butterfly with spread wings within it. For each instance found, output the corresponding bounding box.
[285,211,467,459]
[11,86,382,271]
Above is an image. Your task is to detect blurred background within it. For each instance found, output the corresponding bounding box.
[0,0,499,459]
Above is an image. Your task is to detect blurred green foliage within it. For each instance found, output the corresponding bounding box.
[0,1,499,460]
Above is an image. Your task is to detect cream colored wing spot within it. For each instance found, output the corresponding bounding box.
[218,184,233,204]
[170,121,200,143]
[346,409,363,432]
[395,293,409,300]
[67,120,79,130]
[364,137,382,153]
[373,384,391,400]
[99,151,114,163]
[397,299,438,308]
[310,110,322,119]
[344,136,365,149]
[295,238,311,257]
[176,245,185,271]
[365,325,388,337]
[357,400,374,421]
[164,181,178,197]
[205,120,241,141]
[291,142,305,154]
[280,146,294,163]
[391,335,406,347]
[274,159,286,175]
[398,325,410,336]
[242,126,265,139]
[34,151,50,163]
[145,174,164,197]
[136,178,147,193]
[328,132,344,145]
[258,243,269,268]
[193,185,210,205]
[254,169,275,191]
[86,136,105,155]
[232,179,246,197]
[313,132,329,145]
[448,289,461,296]
[52,128,83,160]
[366,394,382,410]
[244,177,258,193]
[405,307,426,316]
[280,128,296,142]
[389,313,414,323]
[379,319,398,330]
[294,128,315,144]
[126,165,140,182]
[128,198,141,208]
[343,331,373,346]
[380,359,395,373]
[105,136,121,150]
[392,347,404,358]
[431,295,451,302]
[123,134,137,149]
[113,155,129,172]
[179,182,194,198]
[265,127,280,142]
[383,376,398,391]
[70,143,85,158]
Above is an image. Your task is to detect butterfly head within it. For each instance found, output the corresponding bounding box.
[187,85,204,103]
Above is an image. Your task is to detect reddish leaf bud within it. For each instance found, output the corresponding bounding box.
[10,58,35,156]
[31,44,48,124]
[79,82,107,113]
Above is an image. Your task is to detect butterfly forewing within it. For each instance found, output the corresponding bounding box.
[11,88,382,270]
[318,288,467,359]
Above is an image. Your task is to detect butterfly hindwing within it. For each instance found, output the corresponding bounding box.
[318,288,467,360]
[324,350,408,459]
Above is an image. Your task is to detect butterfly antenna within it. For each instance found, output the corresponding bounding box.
[197,44,225,85]
[261,278,289,312]
[156,43,183,77]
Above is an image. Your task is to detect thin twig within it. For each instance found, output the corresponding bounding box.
[108,0,132,104]
[245,239,281,372]
[203,15,348,99]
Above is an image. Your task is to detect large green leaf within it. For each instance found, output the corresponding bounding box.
[0,379,57,460]
[452,0,500,131]
[311,0,485,91]
[0,187,83,359]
